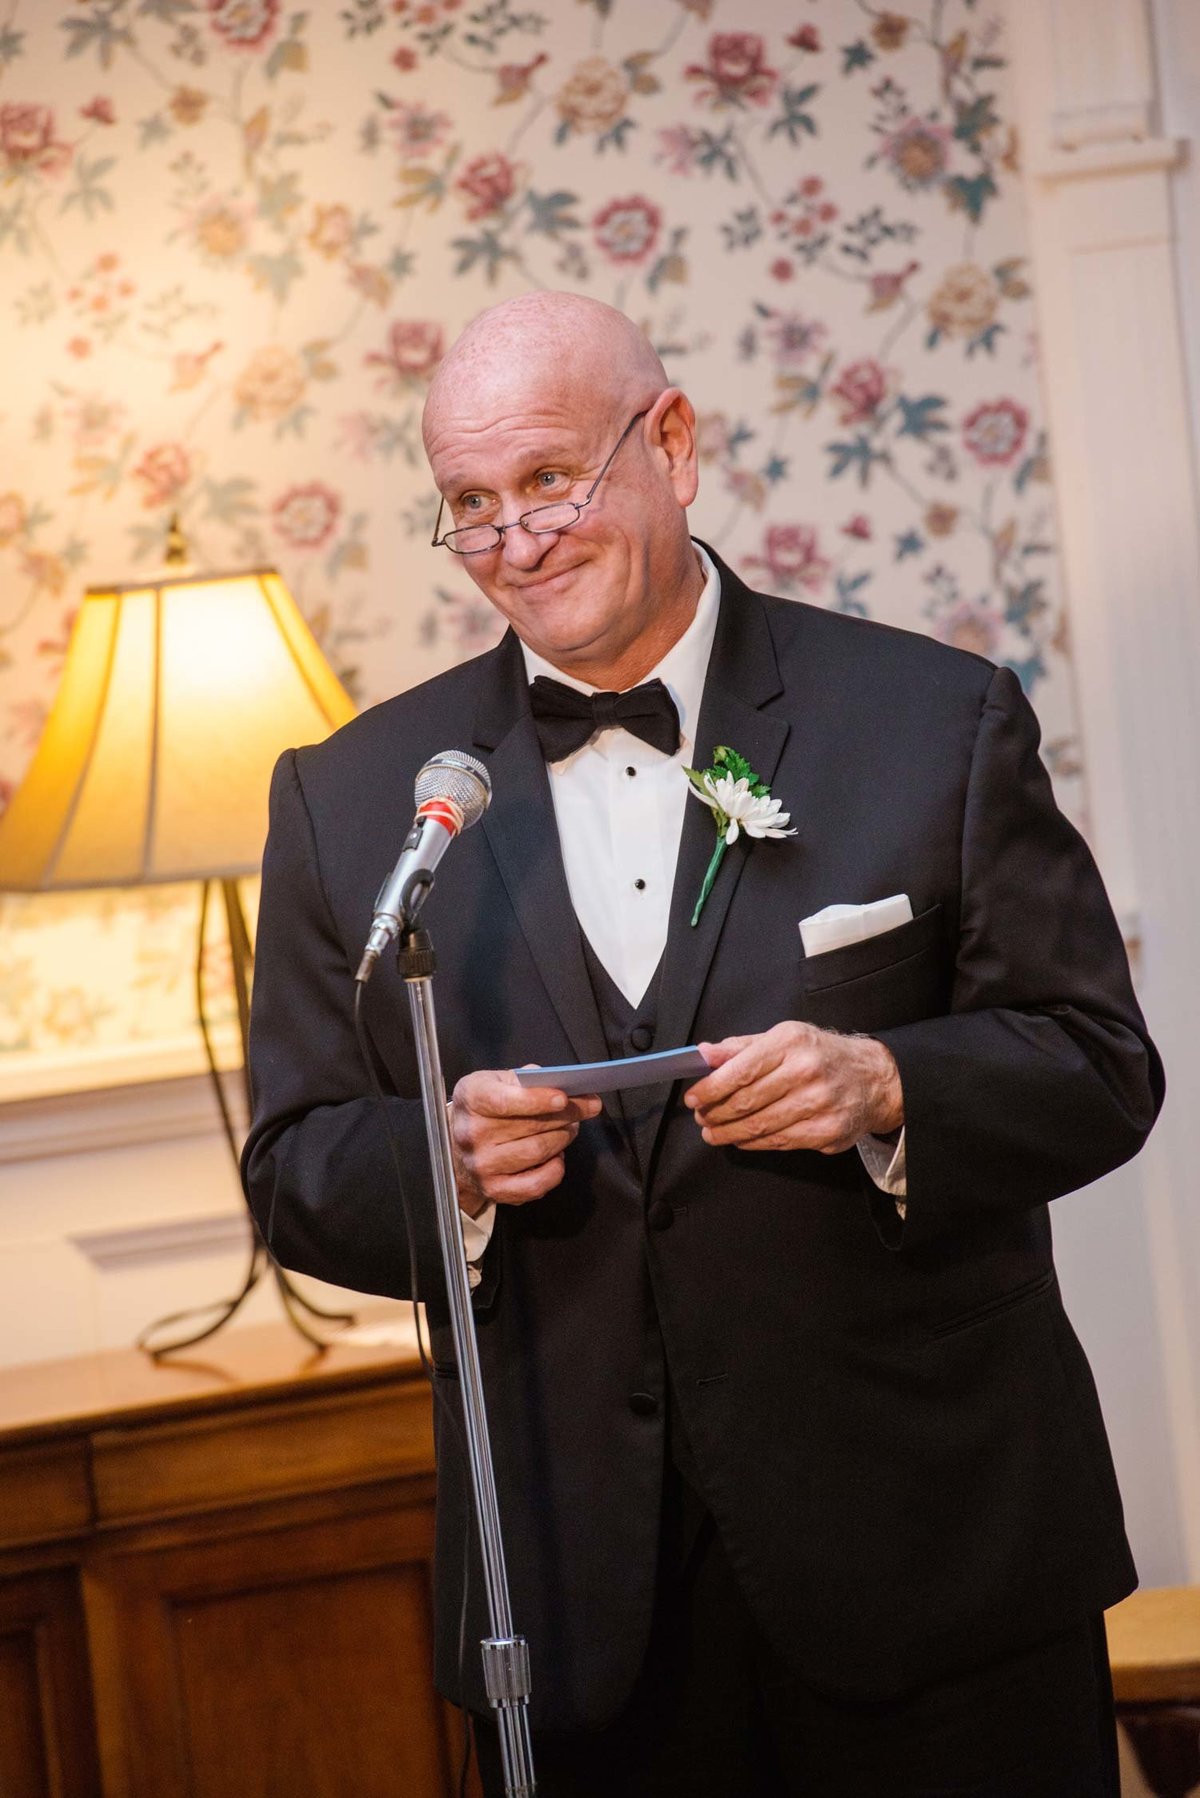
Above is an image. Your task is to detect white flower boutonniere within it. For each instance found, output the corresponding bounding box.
[684,744,797,927]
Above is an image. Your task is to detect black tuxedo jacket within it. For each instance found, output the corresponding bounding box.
[242,549,1162,1731]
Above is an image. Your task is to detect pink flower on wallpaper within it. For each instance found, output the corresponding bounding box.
[686,33,779,109]
[493,51,549,105]
[829,358,889,425]
[207,0,281,53]
[787,25,821,52]
[936,599,1002,659]
[592,195,662,266]
[80,97,116,126]
[743,523,829,595]
[842,514,873,540]
[20,550,67,598]
[272,482,341,551]
[387,101,452,158]
[881,116,952,190]
[770,259,794,281]
[0,104,71,178]
[455,152,518,221]
[133,443,191,510]
[764,310,827,368]
[962,399,1029,467]
[695,412,731,463]
[0,492,27,546]
[656,126,699,176]
[365,319,443,393]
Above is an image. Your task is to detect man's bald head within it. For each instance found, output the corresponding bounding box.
[419,290,703,691]
[423,292,668,447]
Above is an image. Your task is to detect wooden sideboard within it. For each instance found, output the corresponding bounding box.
[0,1318,474,1798]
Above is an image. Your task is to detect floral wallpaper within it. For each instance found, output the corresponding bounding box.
[0,0,1077,1084]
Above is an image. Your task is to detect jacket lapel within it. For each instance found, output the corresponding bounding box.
[634,556,790,1173]
[472,632,609,1072]
[655,557,790,1052]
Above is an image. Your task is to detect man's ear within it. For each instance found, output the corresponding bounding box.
[648,388,699,508]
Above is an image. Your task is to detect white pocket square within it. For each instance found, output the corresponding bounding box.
[799,894,913,957]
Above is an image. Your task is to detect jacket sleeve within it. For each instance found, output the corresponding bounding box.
[239,749,484,1307]
[872,664,1164,1248]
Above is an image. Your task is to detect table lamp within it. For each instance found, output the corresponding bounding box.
[0,531,358,1353]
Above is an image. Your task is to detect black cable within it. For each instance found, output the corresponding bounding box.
[351,978,479,1796]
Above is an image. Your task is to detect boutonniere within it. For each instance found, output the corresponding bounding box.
[683,744,797,927]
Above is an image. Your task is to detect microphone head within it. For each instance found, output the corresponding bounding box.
[414,749,492,829]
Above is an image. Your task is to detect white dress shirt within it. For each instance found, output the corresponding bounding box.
[462,543,905,1270]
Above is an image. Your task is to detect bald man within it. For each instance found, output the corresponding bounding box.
[243,293,1161,1797]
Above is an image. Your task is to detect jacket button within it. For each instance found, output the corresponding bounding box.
[629,1392,659,1417]
[629,1023,654,1052]
[647,1200,674,1232]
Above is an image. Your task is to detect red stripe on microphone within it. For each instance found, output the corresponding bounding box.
[417,796,464,837]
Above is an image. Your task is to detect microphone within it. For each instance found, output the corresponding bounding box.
[355,749,492,984]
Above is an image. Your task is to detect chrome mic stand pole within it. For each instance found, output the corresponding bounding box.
[397,921,536,1798]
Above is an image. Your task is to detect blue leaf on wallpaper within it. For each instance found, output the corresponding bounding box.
[944,172,998,224]
[834,571,872,616]
[137,0,200,21]
[202,478,260,525]
[895,530,925,562]
[826,436,891,487]
[694,129,739,181]
[246,248,305,302]
[953,95,1002,153]
[965,323,1005,358]
[769,85,821,147]
[138,114,172,149]
[0,24,25,67]
[61,156,116,220]
[526,191,582,237]
[841,40,875,73]
[60,13,134,66]
[896,396,950,441]
[452,232,518,282]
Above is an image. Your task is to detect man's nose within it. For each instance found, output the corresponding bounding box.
[500,517,557,569]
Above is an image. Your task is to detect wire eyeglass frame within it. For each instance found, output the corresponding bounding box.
[430,409,648,556]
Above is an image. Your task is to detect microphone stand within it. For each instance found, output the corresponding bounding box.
[396,920,536,1798]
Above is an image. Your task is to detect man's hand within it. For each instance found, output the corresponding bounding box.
[684,1022,903,1154]
[450,1069,602,1216]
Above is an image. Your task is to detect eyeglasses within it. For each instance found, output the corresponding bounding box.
[430,410,648,556]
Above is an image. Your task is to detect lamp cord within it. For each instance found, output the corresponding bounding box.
[136,877,355,1358]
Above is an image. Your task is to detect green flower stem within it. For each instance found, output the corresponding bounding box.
[691,833,728,927]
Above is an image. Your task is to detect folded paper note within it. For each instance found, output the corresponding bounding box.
[514,1045,710,1096]
[799,893,913,957]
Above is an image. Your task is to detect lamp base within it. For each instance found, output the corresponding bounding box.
[136,1224,355,1359]
[136,876,359,1361]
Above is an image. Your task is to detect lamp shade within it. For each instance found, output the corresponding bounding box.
[0,567,356,889]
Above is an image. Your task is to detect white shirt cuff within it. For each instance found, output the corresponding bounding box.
[857,1128,907,1219]
[461,1201,497,1289]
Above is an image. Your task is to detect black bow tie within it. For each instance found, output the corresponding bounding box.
[528,675,681,763]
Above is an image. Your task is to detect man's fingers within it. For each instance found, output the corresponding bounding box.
[693,1063,797,1127]
[470,1124,579,1180]
[454,1067,601,1124]
[685,1034,782,1110]
[484,1154,567,1206]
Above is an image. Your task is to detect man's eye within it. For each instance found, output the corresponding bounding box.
[535,470,565,490]
[460,495,486,513]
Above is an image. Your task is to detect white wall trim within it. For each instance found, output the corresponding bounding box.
[69,1211,251,1270]
[0,1070,244,1165]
